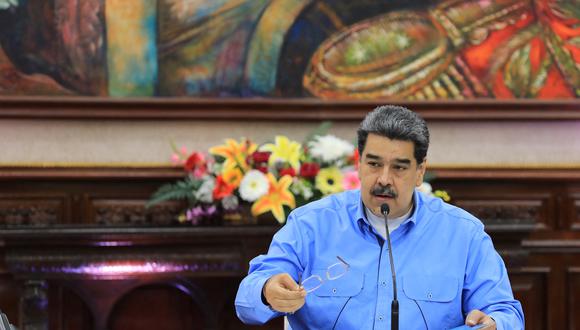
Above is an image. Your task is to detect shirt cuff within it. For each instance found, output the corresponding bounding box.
[252,276,281,317]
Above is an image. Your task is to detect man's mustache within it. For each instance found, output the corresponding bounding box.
[371,185,397,198]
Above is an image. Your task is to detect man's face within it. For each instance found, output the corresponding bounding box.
[358,133,426,218]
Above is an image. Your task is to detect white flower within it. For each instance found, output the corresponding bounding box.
[195,177,215,203]
[308,135,354,163]
[0,0,18,9]
[239,170,269,202]
[221,195,239,211]
[291,179,314,200]
[417,182,433,195]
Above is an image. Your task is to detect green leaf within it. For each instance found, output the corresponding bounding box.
[146,179,196,208]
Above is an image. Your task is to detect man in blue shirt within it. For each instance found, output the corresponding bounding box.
[235,105,524,329]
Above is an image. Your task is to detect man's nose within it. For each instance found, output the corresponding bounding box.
[377,167,392,186]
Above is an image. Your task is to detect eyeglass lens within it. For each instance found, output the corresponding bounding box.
[301,275,323,293]
[300,257,350,293]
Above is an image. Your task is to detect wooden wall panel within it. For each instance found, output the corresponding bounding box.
[510,268,549,330]
[0,195,68,226]
[89,198,182,226]
[566,194,580,231]
[108,284,205,330]
[49,285,94,330]
[567,268,580,330]
[0,273,21,327]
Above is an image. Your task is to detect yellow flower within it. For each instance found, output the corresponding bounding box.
[260,136,302,171]
[221,164,244,189]
[433,190,451,202]
[209,138,257,172]
[251,173,296,223]
[315,167,344,195]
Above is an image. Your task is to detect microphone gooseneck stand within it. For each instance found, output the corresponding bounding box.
[381,203,399,330]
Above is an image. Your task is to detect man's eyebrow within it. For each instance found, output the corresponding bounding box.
[364,153,382,160]
[393,158,412,165]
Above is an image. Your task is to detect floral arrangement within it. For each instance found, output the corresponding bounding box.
[147,126,450,226]
[147,127,360,225]
[417,181,451,202]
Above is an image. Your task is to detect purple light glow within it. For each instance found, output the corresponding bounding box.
[94,241,133,247]
[75,262,182,275]
[46,261,239,276]
[13,261,240,276]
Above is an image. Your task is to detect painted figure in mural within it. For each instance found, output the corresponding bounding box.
[303,0,580,99]
[0,0,578,98]
[0,0,104,95]
[235,105,525,329]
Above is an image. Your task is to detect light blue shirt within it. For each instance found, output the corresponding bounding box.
[235,189,524,329]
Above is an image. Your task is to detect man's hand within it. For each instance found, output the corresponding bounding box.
[465,309,496,329]
[263,273,307,313]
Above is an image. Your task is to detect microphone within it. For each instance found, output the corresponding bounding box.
[381,203,399,330]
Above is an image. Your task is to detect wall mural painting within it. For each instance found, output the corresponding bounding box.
[0,0,578,99]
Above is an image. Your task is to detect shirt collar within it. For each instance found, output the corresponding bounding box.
[356,189,422,234]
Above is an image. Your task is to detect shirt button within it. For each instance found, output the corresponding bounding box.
[332,288,337,294]
[378,316,383,321]
[381,281,387,287]
[428,292,433,299]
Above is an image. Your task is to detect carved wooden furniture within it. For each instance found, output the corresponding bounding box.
[1,226,280,330]
[1,167,579,329]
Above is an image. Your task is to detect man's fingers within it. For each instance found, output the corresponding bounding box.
[263,273,307,312]
[277,273,301,290]
[465,309,496,329]
[270,274,306,298]
[466,309,485,325]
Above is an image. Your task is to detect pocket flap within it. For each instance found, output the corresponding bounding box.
[402,275,458,302]
[312,268,364,297]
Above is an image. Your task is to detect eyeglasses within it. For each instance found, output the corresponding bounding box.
[299,256,350,293]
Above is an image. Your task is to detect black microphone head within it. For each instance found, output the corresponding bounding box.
[380,203,390,216]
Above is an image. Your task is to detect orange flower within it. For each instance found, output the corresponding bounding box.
[251,173,296,223]
[209,138,257,172]
[222,164,244,189]
[212,176,235,200]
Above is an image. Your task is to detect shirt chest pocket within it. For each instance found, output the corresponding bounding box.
[312,268,365,298]
[402,275,459,302]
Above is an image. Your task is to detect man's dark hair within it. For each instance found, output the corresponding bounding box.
[357,105,429,164]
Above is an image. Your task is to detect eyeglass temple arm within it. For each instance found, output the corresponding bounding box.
[336,256,350,268]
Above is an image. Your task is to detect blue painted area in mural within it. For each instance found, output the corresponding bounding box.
[141,10,158,95]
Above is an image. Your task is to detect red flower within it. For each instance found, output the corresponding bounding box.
[256,166,268,174]
[279,167,296,177]
[299,162,320,178]
[250,151,271,164]
[184,152,207,178]
[350,149,360,170]
[212,176,235,200]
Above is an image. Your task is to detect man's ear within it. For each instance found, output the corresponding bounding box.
[416,159,427,186]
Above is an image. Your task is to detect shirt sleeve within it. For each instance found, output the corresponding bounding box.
[462,225,525,330]
[235,212,307,325]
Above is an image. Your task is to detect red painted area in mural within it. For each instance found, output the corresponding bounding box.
[304,0,580,99]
